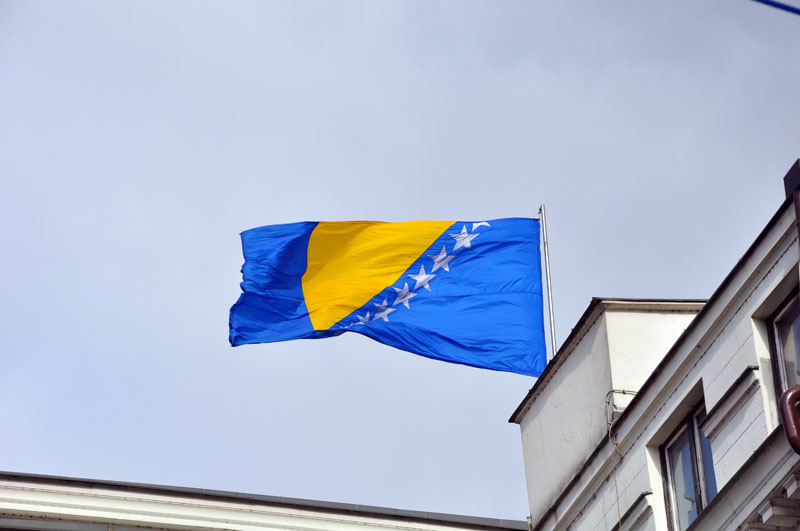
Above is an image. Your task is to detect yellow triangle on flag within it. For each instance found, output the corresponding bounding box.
[302,220,452,330]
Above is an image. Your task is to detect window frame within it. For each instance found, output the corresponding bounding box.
[768,289,800,403]
[661,404,716,531]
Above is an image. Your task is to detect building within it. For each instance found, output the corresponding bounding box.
[0,471,526,531]
[511,159,800,530]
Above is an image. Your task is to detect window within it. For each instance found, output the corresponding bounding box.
[770,293,800,395]
[662,406,718,531]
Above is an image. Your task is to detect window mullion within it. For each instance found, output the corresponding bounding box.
[774,319,790,391]
[686,415,704,512]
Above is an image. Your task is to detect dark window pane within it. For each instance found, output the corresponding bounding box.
[668,429,697,530]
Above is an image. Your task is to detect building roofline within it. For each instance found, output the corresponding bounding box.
[606,196,792,433]
[0,470,527,530]
[574,297,708,304]
[508,298,707,424]
[578,160,799,437]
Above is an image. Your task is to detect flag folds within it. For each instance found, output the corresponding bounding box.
[229,218,547,377]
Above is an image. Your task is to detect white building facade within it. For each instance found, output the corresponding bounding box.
[0,471,527,531]
[512,159,800,530]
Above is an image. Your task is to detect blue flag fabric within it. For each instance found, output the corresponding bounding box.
[229,218,547,377]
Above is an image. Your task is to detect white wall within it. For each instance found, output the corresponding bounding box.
[518,302,701,524]
[520,312,613,520]
[605,308,700,403]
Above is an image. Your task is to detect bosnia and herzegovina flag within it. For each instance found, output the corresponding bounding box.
[229,218,547,377]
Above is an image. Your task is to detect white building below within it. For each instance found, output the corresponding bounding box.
[0,471,526,531]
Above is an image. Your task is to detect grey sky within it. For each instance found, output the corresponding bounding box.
[1,0,798,521]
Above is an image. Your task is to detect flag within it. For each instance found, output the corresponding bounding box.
[229,218,547,377]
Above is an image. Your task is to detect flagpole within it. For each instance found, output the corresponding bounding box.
[539,204,557,362]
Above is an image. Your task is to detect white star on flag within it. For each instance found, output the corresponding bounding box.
[356,311,370,325]
[392,282,417,309]
[471,221,491,232]
[373,297,396,322]
[450,225,479,250]
[409,265,436,291]
[428,245,455,272]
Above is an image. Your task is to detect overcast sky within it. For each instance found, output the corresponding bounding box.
[1,0,799,521]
